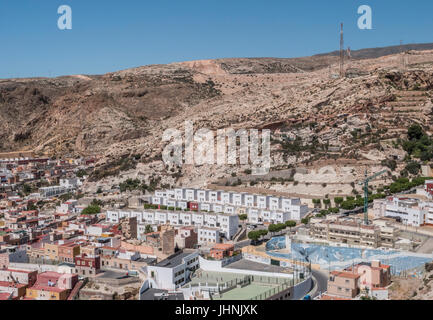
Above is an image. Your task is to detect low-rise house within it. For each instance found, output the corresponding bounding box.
[327,271,360,298]
[348,260,391,290]
[175,227,197,249]
[209,243,234,260]
[0,268,37,286]
[147,249,199,290]
[198,227,220,245]
[74,254,101,277]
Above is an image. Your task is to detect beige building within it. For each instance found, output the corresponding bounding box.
[327,270,360,298]
[309,217,398,248]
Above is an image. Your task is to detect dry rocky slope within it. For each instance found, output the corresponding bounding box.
[1,44,433,192]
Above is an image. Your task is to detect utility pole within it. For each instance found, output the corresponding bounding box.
[400,40,406,70]
[340,23,344,78]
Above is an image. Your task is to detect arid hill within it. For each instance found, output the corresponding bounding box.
[1,43,433,192]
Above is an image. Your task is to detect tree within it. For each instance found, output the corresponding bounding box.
[268,224,277,234]
[248,231,261,243]
[328,207,339,214]
[381,159,397,171]
[238,214,248,221]
[405,161,421,175]
[334,197,344,207]
[408,124,424,141]
[341,201,356,210]
[258,229,268,238]
[323,198,331,209]
[268,223,286,234]
[76,169,87,178]
[145,225,153,234]
[285,220,296,228]
[82,204,101,215]
[312,199,322,208]
[301,217,310,225]
[22,183,32,195]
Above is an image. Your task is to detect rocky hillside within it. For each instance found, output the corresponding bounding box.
[1,44,433,192]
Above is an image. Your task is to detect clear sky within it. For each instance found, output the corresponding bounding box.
[0,0,432,78]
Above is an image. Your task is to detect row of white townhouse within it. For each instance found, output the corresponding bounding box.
[373,196,433,227]
[106,209,239,240]
[151,188,309,222]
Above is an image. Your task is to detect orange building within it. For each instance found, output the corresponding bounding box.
[26,285,69,300]
[209,243,235,260]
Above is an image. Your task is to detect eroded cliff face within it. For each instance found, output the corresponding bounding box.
[1,49,433,190]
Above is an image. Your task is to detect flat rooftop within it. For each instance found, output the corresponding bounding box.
[156,250,195,268]
[140,288,184,301]
[225,259,292,274]
[212,283,278,300]
[98,270,129,279]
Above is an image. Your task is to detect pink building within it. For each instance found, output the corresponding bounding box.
[348,260,391,289]
[36,271,78,290]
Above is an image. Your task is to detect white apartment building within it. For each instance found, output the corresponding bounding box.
[151,188,309,224]
[39,185,74,198]
[60,178,81,188]
[373,197,426,227]
[106,209,239,240]
[198,227,220,245]
[146,250,199,290]
[55,199,79,214]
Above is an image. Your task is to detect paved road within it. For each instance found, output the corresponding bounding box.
[310,269,328,298]
[234,239,251,250]
[416,237,433,254]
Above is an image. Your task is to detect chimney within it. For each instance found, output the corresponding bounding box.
[371,260,380,268]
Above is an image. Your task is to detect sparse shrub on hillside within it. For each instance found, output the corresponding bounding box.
[381,159,397,171]
[405,161,421,175]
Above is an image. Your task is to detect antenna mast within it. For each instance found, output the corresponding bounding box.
[400,40,407,70]
[340,23,344,77]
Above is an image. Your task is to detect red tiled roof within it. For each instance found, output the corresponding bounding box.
[371,287,387,291]
[0,281,27,288]
[0,292,12,300]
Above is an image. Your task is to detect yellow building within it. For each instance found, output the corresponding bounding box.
[26,286,69,300]
[44,243,60,261]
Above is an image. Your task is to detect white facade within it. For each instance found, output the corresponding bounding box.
[60,178,80,188]
[106,209,239,239]
[39,185,74,198]
[198,227,220,245]
[146,251,199,290]
[151,188,309,224]
[373,197,426,227]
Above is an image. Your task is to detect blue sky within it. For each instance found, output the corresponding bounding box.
[0,0,432,78]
